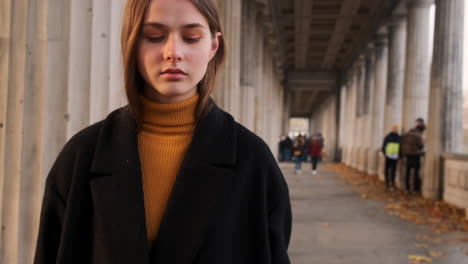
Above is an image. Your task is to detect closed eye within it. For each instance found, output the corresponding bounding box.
[147,36,164,43]
[184,37,200,43]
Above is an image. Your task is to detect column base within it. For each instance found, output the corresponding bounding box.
[366,149,379,175]
[358,147,368,173]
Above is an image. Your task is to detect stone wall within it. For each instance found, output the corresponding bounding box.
[443,154,468,217]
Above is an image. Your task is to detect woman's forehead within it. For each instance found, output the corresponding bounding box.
[143,0,209,27]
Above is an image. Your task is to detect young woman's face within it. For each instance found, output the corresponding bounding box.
[137,0,220,104]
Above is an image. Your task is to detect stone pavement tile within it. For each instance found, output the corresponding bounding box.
[279,162,468,264]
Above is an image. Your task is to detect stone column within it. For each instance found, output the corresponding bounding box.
[240,0,258,130]
[0,0,12,252]
[90,0,111,123]
[338,83,347,161]
[385,15,406,133]
[346,68,358,166]
[360,47,376,173]
[108,0,126,112]
[254,20,265,135]
[19,1,49,263]
[353,57,366,169]
[214,0,242,120]
[2,0,28,263]
[43,0,71,178]
[369,32,388,177]
[402,0,434,132]
[282,87,291,135]
[424,0,464,199]
[67,0,93,138]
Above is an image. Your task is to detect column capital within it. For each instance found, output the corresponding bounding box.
[407,0,434,9]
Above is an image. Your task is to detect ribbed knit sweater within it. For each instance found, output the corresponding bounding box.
[138,94,198,245]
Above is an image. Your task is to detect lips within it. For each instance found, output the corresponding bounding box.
[161,68,187,81]
[161,68,187,75]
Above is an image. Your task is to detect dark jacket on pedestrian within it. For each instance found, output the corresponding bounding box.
[400,128,424,156]
[34,103,292,264]
[381,132,401,153]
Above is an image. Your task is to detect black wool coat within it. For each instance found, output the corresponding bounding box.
[34,102,292,264]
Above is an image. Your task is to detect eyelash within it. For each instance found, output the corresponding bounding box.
[146,36,200,44]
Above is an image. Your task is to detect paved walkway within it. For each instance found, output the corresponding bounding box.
[281,162,468,264]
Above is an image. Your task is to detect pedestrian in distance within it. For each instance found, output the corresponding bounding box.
[381,125,401,191]
[308,133,323,175]
[284,135,293,161]
[278,135,286,161]
[293,135,305,174]
[400,118,426,194]
[34,0,292,263]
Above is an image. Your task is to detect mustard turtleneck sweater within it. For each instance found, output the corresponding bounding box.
[138,94,198,245]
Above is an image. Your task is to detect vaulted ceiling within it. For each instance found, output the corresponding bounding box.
[267,0,400,116]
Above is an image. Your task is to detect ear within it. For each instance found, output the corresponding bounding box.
[209,32,222,60]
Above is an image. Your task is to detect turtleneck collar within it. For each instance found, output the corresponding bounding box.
[140,94,199,136]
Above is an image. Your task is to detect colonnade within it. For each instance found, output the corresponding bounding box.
[336,0,465,208]
[0,0,285,263]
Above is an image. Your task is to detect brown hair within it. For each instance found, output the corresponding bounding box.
[121,0,226,127]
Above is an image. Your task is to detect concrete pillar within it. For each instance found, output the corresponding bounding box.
[360,48,376,173]
[385,16,406,133]
[282,88,291,135]
[345,68,357,166]
[402,0,434,132]
[43,0,70,180]
[18,1,48,263]
[338,82,346,160]
[254,21,265,135]
[108,0,126,112]
[215,0,242,120]
[1,0,28,262]
[240,0,258,130]
[90,0,110,123]
[353,58,366,169]
[0,0,12,252]
[261,44,272,142]
[424,0,464,199]
[369,32,388,177]
[67,0,92,138]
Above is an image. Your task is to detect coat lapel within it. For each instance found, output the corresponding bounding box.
[150,103,237,263]
[89,109,150,263]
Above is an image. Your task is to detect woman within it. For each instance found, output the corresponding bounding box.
[34,0,292,263]
[307,134,323,175]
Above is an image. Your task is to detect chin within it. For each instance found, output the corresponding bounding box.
[158,84,196,98]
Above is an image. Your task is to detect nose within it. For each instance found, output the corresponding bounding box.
[163,35,182,62]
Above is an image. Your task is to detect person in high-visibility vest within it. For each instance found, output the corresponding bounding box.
[381,125,401,191]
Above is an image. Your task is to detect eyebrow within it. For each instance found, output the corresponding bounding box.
[141,22,206,30]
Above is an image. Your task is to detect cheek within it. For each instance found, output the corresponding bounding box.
[137,44,161,71]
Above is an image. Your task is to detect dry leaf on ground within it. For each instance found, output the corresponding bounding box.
[408,255,432,262]
[415,244,429,248]
[428,251,443,258]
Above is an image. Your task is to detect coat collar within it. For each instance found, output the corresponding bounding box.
[90,102,237,263]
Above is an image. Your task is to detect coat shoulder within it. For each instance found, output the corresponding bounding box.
[46,107,129,198]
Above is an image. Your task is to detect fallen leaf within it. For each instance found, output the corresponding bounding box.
[415,244,429,248]
[322,223,330,228]
[408,255,432,262]
[416,234,430,241]
[428,251,443,258]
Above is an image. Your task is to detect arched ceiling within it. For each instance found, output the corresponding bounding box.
[267,0,400,116]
